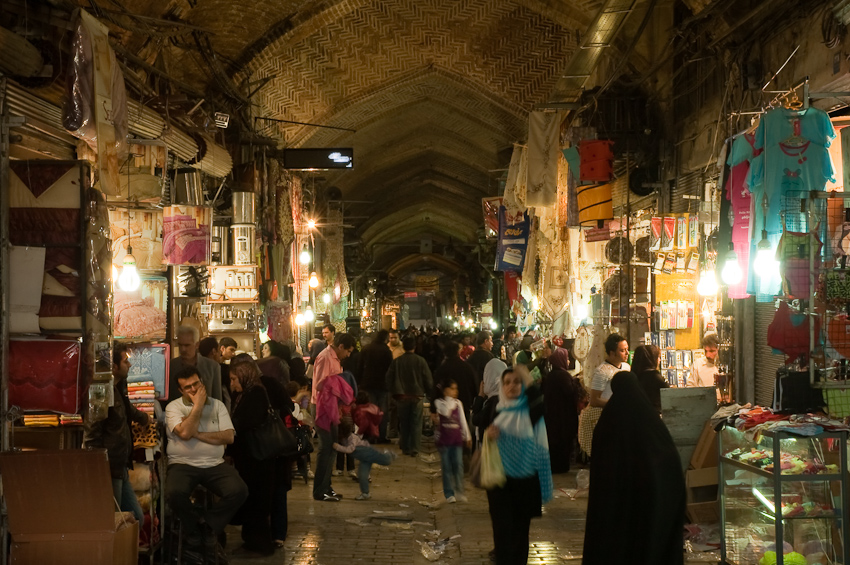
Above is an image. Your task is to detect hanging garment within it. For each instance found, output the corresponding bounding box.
[576,183,613,227]
[748,107,835,237]
[504,144,528,216]
[579,140,614,183]
[767,301,820,362]
[777,229,822,299]
[526,112,560,208]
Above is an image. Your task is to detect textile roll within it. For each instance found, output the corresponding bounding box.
[526,112,560,208]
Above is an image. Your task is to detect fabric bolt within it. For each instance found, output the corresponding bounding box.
[583,372,685,565]
[526,111,560,207]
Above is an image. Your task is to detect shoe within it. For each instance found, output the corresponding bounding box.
[307,469,315,479]
[328,489,343,499]
[348,470,358,479]
[316,493,340,502]
[332,470,343,476]
[355,492,372,500]
[384,450,398,462]
[446,496,457,503]
[456,494,468,503]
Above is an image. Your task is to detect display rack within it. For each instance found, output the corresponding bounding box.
[719,425,849,565]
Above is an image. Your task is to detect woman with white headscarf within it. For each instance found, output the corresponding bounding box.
[479,365,553,565]
[471,358,507,447]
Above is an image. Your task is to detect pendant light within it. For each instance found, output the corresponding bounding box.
[720,243,742,285]
[697,268,719,296]
[304,306,315,322]
[753,230,778,275]
[299,246,311,265]
[308,272,319,289]
[118,157,140,291]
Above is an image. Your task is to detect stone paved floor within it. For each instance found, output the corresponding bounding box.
[224,436,588,564]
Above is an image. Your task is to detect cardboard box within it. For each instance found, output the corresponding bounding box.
[689,420,719,469]
[686,466,719,524]
[0,449,139,565]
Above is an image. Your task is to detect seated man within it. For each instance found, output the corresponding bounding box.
[165,366,248,552]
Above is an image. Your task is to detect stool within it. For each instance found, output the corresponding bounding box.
[165,486,225,565]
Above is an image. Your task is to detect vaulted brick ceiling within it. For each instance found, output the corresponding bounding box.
[87,0,604,275]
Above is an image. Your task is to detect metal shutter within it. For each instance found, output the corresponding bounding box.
[754,302,785,407]
[671,171,702,214]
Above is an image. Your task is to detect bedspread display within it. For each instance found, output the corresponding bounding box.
[109,209,164,271]
[9,339,82,414]
[113,277,167,339]
[162,205,210,265]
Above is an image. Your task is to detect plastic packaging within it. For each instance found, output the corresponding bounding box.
[576,468,590,490]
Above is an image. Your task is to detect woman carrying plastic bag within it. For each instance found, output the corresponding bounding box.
[478,365,553,564]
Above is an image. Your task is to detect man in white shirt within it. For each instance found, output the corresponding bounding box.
[589,333,631,408]
[688,333,719,388]
[165,366,248,552]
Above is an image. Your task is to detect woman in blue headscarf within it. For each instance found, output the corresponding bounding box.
[481,365,553,564]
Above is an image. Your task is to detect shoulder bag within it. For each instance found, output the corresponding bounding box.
[244,390,298,461]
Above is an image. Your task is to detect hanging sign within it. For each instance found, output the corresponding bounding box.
[496,206,529,272]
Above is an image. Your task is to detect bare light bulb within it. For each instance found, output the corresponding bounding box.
[304,307,315,322]
[117,250,140,291]
[295,313,305,325]
[309,272,319,288]
[299,248,311,265]
[697,269,719,296]
[307,219,316,230]
[489,319,498,330]
[721,248,743,285]
[322,293,331,304]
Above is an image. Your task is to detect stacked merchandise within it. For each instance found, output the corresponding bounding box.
[646,331,695,386]
[60,414,83,426]
[128,381,156,415]
[23,415,59,427]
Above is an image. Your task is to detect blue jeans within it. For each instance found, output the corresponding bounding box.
[313,424,338,499]
[352,446,394,494]
[112,467,145,524]
[396,397,423,454]
[367,390,389,441]
[438,446,464,498]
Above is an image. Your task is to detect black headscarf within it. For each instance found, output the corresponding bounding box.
[583,372,685,565]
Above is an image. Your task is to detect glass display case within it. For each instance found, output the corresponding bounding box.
[719,425,849,565]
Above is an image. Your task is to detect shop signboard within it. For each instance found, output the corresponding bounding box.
[496,206,529,272]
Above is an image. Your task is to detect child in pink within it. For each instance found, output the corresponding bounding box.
[352,391,383,443]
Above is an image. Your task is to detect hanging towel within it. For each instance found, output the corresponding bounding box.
[526,112,560,208]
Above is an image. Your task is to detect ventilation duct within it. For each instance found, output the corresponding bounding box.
[126,99,164,139]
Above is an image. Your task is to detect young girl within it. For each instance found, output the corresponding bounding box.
[332,423,396,500]
[434,377,472,503]
[352,390,383,444]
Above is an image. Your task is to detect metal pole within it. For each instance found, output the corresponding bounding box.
[0,76,11,565]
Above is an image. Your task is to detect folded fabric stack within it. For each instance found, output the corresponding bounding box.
[23,415,60,427]
[60,414,83,426]
[128,381,156,415]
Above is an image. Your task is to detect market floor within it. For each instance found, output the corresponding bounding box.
[223,437,588,564]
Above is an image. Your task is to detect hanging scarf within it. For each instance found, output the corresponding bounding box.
[494,385,553,503]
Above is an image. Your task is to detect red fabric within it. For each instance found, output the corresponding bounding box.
[767,302,820,362]
[38,295,82,318]
[9,209,80,246]
[505,271,520,304]
[9,339,81,414]
[315,374,354,431]
[352,403,383,438]
[579,140,614,162]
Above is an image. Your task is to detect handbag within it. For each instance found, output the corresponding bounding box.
[479,434,507,489]
[293,424,314,455]
[244,392,298,461]
[470,448,483,488]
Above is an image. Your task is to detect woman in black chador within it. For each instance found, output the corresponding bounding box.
[582,371,685,565]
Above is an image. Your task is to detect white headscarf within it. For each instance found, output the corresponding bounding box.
[483,358,507,398]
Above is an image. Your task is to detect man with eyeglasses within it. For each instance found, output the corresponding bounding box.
[165,366,248,557]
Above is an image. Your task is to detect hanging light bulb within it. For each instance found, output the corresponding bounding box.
[361,308,369,317]
[118,247,141,291]
[574,301,589,322]
[295,313,305,325]
[299,247,311,265]
[721,243,743,285]
[753,232,778,276]
[309,272,319,288]
[304,307,315,322]
[453,321,459,328]
[307,219,316,230]
[322,292,331,305]
[697,268,719,296]
[489,319,498,330]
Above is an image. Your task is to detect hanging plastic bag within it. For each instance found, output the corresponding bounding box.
[479,435,506,489]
